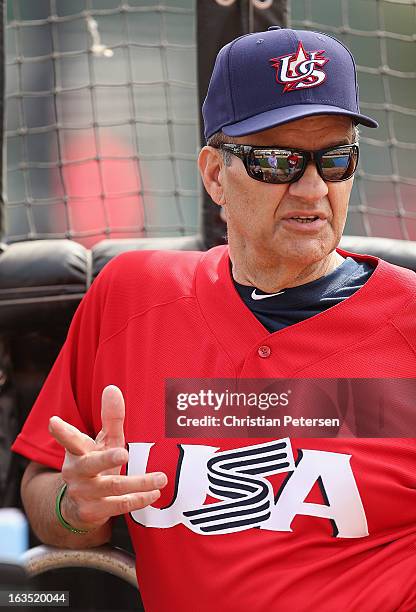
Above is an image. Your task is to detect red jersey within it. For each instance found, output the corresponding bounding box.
[12,246,416,612]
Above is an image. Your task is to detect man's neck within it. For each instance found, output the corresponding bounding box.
[231,250,345,292]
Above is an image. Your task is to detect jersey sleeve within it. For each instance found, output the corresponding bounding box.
[11,262,113,471]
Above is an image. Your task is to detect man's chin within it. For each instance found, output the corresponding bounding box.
[272,233,335,260]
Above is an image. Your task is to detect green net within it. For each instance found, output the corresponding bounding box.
[290,0,416,240]
[5,0,200,247]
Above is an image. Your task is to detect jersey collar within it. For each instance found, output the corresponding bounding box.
[194,245,413,375]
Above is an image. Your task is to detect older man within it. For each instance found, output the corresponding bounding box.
[13,27,416,612]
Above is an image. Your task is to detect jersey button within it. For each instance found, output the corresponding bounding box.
[258,345,271,358]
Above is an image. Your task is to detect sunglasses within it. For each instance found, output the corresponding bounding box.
[214,142,359,184]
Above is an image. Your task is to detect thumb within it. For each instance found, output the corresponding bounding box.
[98,385,126,449]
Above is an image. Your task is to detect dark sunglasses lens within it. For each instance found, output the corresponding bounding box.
[320,146,358,181]
[248,149,304,183]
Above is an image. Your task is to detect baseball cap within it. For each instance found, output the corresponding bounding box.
[203,26,378,140]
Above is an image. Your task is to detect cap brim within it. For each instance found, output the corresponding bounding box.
[222,104,378,137]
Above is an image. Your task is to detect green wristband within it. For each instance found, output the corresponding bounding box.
[55,483,89,534]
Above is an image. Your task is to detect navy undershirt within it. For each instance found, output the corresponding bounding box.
[233,257,374,333]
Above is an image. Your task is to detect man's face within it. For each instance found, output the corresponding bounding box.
[217,115,355,270]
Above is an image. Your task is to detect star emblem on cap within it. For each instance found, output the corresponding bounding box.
[270,41,329,92]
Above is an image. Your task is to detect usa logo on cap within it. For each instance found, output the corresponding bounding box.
[270,42,329,92]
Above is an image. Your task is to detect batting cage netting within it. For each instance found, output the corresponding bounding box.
[5,0,200,247]
[290,0,416,241]
[3,0,416,246]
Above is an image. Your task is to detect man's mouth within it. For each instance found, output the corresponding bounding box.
[281,213,327,232]
[290,215,320,224]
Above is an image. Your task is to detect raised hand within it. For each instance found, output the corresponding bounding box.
[48,385,167,531]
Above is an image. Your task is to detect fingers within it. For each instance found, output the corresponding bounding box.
[49,416,96,456]
[60,445,169,528]
[63,447,129,480]
[100,385,126,449]
[73,490,163,525]
[63,471,168,527]
[70,472,168,500]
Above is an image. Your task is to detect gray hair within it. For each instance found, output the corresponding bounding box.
[206,132,237,166]
[353,124,360,143]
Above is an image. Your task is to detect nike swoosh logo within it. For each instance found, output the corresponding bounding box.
[251,289,285,300]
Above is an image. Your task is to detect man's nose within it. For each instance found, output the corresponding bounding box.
[288,161,328,201]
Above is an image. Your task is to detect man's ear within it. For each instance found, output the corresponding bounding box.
[198,146,226,206]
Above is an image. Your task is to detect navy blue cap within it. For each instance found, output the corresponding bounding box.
[203,28,378,140]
